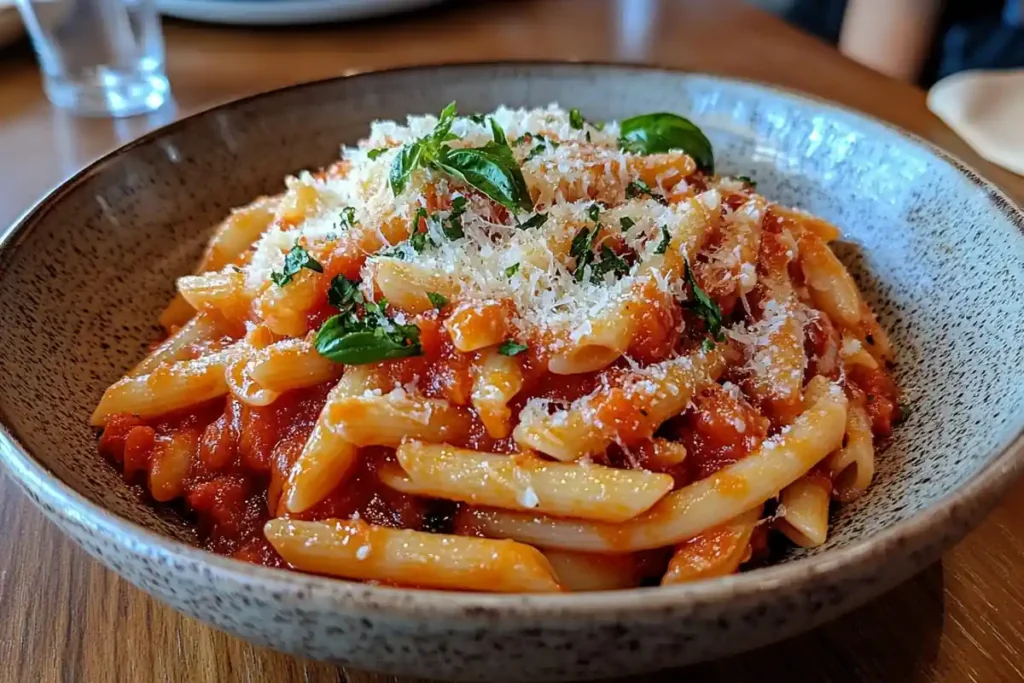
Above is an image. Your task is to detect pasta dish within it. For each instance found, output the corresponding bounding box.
[92,104,901,592]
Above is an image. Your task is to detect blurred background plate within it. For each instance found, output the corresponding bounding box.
[0,3,24,50]
[155,0,443,25]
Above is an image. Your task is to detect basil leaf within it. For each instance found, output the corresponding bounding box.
[435,101,458,140]
[489,118,508,146]
[315,320,422,365]
[327,275,363,311]
[525,143,546,161]
[701,337,716,353]
[587,203,601,224]
[468,113,487,125]
[684,256,725,342]
[654,225,671,254]
[518,212,549,230]
[443,196,468,240]
[626,179,668,205]
[426,292,448,309]
[620,217,635,231]
[619,112,715,173]
[271,244,323,287]
[498,340,528,356]
[341,206,358,227]
[736,175,757,188]
[434,143,533,212]
[367,147,388,160]
[590,245,630,283]
[505,262,520,277]
[390,141,424,195]
[569,108,585,130]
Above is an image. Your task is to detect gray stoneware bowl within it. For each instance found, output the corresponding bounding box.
[1,64,1023,681]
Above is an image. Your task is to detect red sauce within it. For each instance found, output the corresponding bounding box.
[846,364,901,438]
[673,385,769,482]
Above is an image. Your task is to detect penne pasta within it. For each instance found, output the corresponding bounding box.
[542,550,651,591]
[516,347,726,461]
[265,518,563,593]
[247,337,343,393]
[462,383,848,552]
[128,313,228,377]
[383,442,675,523]
[372,258,460,314]
[661,506,762,584]
[776,475,831,547]
[282,366,379,514]
[178,271,252,324]
[470,348,523,438]
[325,388,473,447]
[824,402,875,503]
[91,345,242,426]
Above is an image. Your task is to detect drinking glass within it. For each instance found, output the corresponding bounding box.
[16,0,171,117]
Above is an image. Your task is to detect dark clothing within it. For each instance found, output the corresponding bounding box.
[785,0,1024,85]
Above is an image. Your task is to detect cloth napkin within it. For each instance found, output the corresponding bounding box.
[927,69,1024,177]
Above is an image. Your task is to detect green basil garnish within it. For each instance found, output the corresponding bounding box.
[434,143,533,212]
[388,103,534,213]
[270,244,323,287]
[315,279,423,365]
[619,112,714,174]
[683,256,725,346]
[498,340,528,356]
[518,212,549,230]
[654,225,671,255]
[426,292,449,309]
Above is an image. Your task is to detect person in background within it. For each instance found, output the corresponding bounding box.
[780,0,1024,85]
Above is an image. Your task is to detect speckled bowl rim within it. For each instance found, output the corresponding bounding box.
[2,62,1023,619]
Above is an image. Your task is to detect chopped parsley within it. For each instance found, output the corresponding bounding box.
[426,292,449,309]
[683,256,725,346]
[569,225,601,281]
[327,275,363,313]
[468,113,488,125]
[505,262,520,278]
[409,207,433,252]
[517,212,549,230]
[736,175,757,188]
[620,216,636,231]
[341,206,358,227]
[367,147,388,160]
[525,143,547,161]
[590,245,630,282]
[270,244,323,287]
[443,196,468,240]
[626,179,668,205]
[498,340,528,356]
[654,225,671,254]
[569,108,585,130]
[587,202,601,223]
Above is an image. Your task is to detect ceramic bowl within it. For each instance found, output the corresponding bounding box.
[1,64,1022,681]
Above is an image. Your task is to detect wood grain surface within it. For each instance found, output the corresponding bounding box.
[1,1,1023,681]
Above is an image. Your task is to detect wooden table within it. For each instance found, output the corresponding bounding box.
[2,1,1023,681]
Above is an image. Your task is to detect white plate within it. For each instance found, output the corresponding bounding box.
[0,5,24,50]
[156,0,443,25]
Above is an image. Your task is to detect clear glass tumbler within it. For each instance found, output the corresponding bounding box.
[16,0,171,117]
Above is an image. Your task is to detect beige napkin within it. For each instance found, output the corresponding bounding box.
[927,69,1024,177]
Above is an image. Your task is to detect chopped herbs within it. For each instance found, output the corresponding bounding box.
[569,108,585,130]
[569,225,601,281]
[587,203,601,223]
[683,256,725,345]
[517,212,549,230]
[443,196,468,240]
[654,225,671,254]
[367,147,388,160]
[341,206,358,227]
[498,340,528,356]
[409,207,433,252]
[736,175,757,188]
[590,245,630,282]
[626,179,668,205]
[389,102,533,212]
[270,244,323,287]
[701,337,716,353]
[505,262,520,278]
[315,278,422,365]
[468,113,488,125]
[327,275,364,312]
[426,292,449,309]
[618,112,715,173]
[525,143,547,161]
[620,216,636,231]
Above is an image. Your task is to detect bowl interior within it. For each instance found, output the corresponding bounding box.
[1,64,1023,566]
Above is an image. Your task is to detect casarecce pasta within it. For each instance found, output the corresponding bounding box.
[94,104,902,592]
